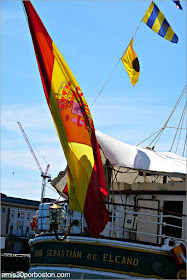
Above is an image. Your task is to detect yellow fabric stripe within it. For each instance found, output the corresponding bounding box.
[143,1,155,24]
[121,38,140,86]
[164,25,174,41]
[52,42,79,90]
[152,10,165,34]
[68,142,94,211]
[49,49,69,151]
[50,42,94,213]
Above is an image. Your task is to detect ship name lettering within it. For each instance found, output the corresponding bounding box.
[87,253,97,261]
[61,250,65,257]
[115,256,121,264]
[127,257,132,265]
[34,250,43,257]
[102,254,139,266]
[46,249,82,259]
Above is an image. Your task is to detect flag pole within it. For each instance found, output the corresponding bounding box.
[91,19,143,109]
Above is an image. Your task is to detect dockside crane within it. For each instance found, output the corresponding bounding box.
[17,122,51,203]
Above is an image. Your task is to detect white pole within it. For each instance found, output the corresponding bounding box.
[179,252,187,264]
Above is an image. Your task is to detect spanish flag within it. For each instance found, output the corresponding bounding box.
[23,1,109,237]
[143,1,178,43]
[121,38,140,86]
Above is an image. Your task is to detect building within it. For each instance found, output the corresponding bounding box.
[1,193,40,253]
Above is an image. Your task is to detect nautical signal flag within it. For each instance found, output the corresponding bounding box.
[22,1,109,237]
[170,243,186,266]
[143,1,178,43]
[173,1,183,10]
[121,38,140,86]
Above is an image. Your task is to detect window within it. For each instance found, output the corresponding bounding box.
[1,207,6,214]
[26,227,29,236]
[10,209,15,218]
[162,201,183,239]
[17,226,23,236]
[17,210,24,219]
[27,212,30,220]
[9,225,14,235]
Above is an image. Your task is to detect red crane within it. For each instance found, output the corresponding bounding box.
[17,122,51,203]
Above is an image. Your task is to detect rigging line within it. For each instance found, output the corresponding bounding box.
[111,167,115,204]
[172,102,187,153]
[132,173,139,184]
[90,58,121,109]
[120,19,143,59]
[148,128,164,148]
[175,113,185,153]
[153,175,160,183]
[137,127,163,146]
[182,134,187,157]
[90,19,143,109]
[112,167,125,205]
[149,85,187,149]
[116,167,125,205]
[46,183,59,194]
[170,103,186,152]
[166,126,186,130]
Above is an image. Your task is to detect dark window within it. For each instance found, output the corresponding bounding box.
[1,207,6,214]
[26,227,29,236]
[10,225,13,235]
[162,201,183,239]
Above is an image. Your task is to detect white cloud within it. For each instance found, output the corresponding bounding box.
[1,177,59,201]
[1,104,53,131]
[1,9,24,21]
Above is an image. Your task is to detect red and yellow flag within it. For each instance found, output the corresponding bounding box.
[23,1,109,237]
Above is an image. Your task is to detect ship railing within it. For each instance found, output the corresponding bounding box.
[101,203,186,246]
[39,201,186,247]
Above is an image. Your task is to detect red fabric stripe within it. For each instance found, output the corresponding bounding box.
[170,248,180,266]
[90,124,108,198]
[83,125,109,237]
[180,243,186,257]
[63,184,68,197]
[71,86,109,236]
[23,1,54,103]
[83,164,109,237]
[100,187,108,196]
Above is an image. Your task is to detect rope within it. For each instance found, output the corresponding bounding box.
[148,85,187,149]
[90,20,143,109]
[54,221,75,241]
[166,126,186,130]
[137,128,163,146]
[182,134,187,157]
[173,102,186,153]
[90,59,121,109]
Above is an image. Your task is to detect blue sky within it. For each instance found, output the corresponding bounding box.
[1,1,186,201]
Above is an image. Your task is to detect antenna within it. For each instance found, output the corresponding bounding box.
[17,122,51,203]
